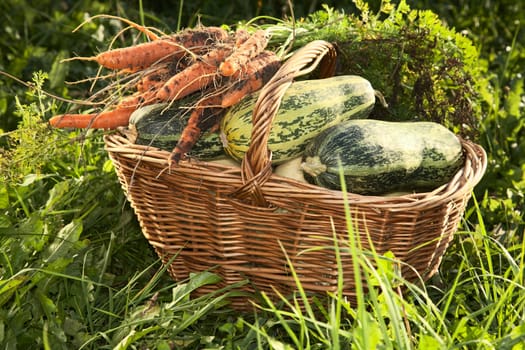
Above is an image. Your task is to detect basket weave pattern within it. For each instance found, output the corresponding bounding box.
[104,41,487,307]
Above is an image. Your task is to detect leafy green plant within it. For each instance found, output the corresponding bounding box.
[0,73,160,349]
[406,0,524,239]
[258,0,491,139]
[0,1,106,131]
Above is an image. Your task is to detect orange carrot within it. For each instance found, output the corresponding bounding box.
[135,56,189,92]
[170,95,225,163]
[156,43,234,101]
[233,28,250,47]
[219,29,269,77]
[176,26,229,48]
[136,66,171,92]
[116,90,160,109]
[70,40,182,71]
[220,51,281,107]
[67,26,229,71]
[49,107,135,129]
[137,75,165,93]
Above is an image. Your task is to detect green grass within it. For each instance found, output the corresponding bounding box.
[1,0,524,349]
[242,196,525,349]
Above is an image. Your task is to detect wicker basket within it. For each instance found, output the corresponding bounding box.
[104,40,487,309]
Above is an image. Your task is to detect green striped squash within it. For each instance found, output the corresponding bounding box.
[219,75,377,164]
[301,119,465,195]
[128,102,225,160]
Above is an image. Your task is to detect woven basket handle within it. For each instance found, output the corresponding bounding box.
[231,40,337,206]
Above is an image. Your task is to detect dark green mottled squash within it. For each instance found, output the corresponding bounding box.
[301,119,465,195]
[127,102,225,160]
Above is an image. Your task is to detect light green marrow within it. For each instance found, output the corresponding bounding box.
[220,75,377,164]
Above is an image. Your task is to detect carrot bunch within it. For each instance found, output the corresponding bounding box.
[49,20,281,165]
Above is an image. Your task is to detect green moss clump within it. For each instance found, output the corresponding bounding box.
[266,0,490,139]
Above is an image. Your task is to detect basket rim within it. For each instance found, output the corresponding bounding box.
[104,131,487,209]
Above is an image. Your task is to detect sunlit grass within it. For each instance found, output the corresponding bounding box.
[242,198,525,349]
[1,0,524,349]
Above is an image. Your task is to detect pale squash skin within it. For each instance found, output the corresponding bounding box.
[219,75,377,164]
[301,119,465,195]
[273,157,307,183]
